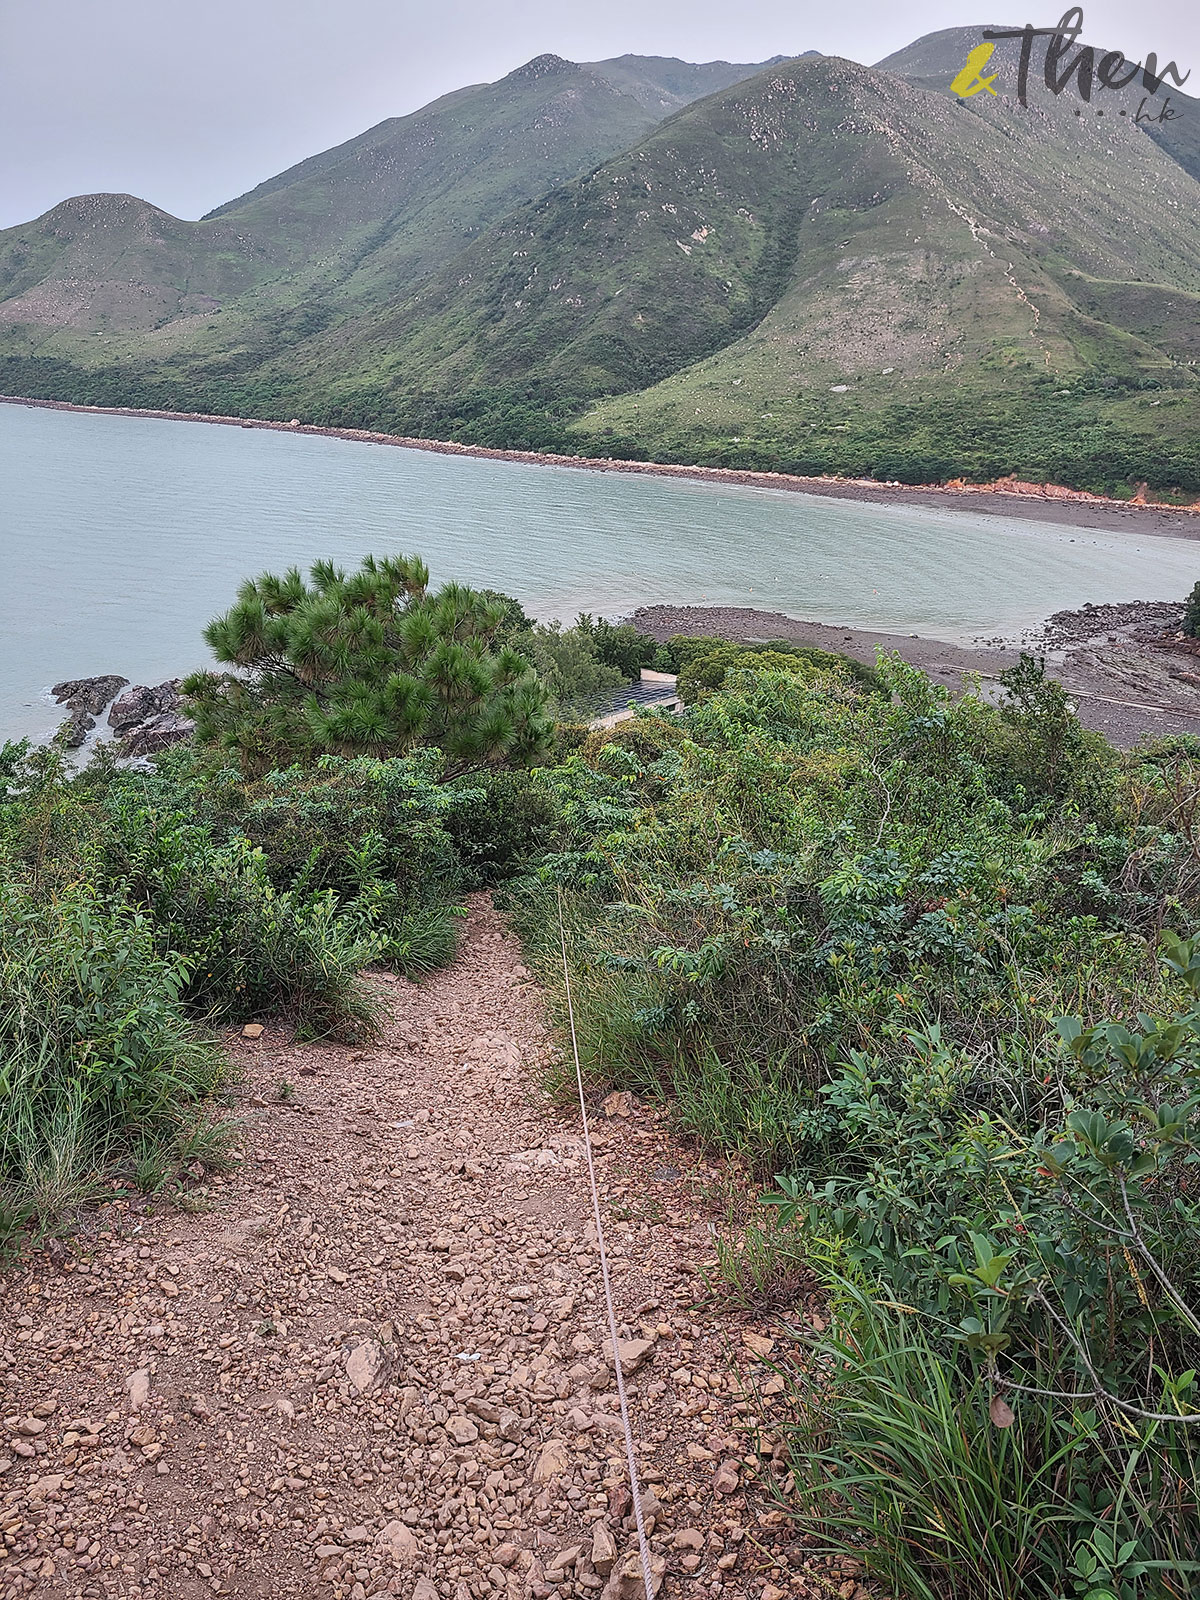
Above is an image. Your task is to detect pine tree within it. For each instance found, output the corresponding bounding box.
[183,554,553,775]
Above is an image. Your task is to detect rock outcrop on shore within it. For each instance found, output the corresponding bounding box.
[107,680,196,755]
[51,674,195,755]
[52,675,129,746]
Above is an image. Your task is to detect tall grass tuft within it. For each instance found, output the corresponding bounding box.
[381,903,463,978]
[784,1279,1200,1600]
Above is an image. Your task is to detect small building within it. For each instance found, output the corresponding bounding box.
[589,669,682,730]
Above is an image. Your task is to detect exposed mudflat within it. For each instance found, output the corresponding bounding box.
[630,601,1200,747]
[1,896,848,1600]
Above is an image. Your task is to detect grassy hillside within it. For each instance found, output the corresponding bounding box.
[200,57,659,294]
[558,54,1200,488]
[1,38,1196,492]
[0,194,286,334]
[583,52,792,115]
[0,53,776,365]
[218,53,1198,489]
[875,22,1200,185]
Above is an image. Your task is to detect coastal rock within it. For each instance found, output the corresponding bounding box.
[56,710,95,748]
[120,710,196,756]
[107,680,195,755]
[52,675,129,715]
[108,680,182,731]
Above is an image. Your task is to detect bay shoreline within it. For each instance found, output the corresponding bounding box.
[630,602,1200,748]
[3,393,1198,541]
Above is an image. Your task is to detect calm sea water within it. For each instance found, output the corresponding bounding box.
[3,402,1198,743]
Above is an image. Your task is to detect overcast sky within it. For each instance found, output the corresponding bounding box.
[1,0,1195,229]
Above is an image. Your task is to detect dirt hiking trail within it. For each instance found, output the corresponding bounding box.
[1,897,858,1600]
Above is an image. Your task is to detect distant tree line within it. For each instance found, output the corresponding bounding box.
[2,354,1196,497]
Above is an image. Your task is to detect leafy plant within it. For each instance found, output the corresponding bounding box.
[1183,580,1200,639]
[511,618,625,720]
[1,727,535,1255]
[184,553,553,775]
[784,1279,1200,1600]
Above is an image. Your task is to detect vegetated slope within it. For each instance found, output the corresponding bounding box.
[0,194,285,334]
[199,57,660,295]
[235,52,1200,488]
[0,52,777,370]
[563,52,1200,490]
[584,52,794,115]
[875,22,1200,185]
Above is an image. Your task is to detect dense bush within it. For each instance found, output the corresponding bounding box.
[3,353,1198,496]
[0,877,225,1243]
[660,636,883,705]
[574,615,661,678]
[0,737,547,1249]
[772,993,1200,1598]
[184,554,553,775]
[508,652,1200,1598]
[510,620,626,720]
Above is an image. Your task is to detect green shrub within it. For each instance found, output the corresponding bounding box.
[1183,580,1200,639]
[574,615,660,678]
[660,635,883,703]
[444,767,558,880]
[0,736,509,1250]
[0,881,225,1239]
[147,748,470,904]
[786,1280,1200,1600]
[990,653,1122,822]
[508,646,1200,1598]
[511,620,625,720]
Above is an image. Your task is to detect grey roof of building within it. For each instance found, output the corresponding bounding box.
[591,680,681,718]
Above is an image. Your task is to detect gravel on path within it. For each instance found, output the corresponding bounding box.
[1,896,852,1600]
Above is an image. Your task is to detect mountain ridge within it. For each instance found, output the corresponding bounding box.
[875,23,1200,182]
[1,30,1196,492]
[0,51,779,346]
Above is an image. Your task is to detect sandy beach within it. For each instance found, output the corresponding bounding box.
[3,393,1198,541]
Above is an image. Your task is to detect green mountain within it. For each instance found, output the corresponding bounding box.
[557,50,1200,489]
[0,53,774,356]
[199,50,1200,488]
[582,52,793,114]
[2,33,1197,493]
[874,24,1200,185]
[0,193,286,334]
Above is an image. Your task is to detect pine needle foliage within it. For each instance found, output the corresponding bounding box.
[184,554,554,776]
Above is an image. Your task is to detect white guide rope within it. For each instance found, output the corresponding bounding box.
[557,892,656,1599]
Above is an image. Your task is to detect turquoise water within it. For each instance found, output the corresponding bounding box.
[3,401,1198,742]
